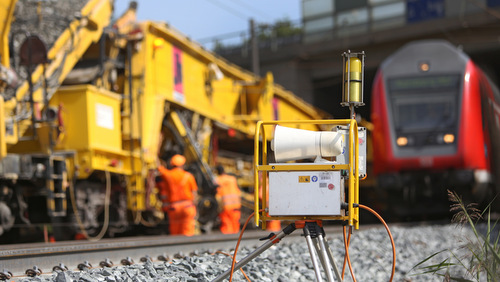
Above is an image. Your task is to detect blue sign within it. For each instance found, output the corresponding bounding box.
[407,0,445,23]
[312,176,318,182]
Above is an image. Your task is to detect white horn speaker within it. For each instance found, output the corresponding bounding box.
[271,125,343,162]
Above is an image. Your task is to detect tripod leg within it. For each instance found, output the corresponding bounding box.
[304,226,324,281]
[322,237,342,281]
[316,233,336,282]
[312,239,329,275]
[212,223,296,282]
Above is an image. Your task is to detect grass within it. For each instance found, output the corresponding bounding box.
[412,190,500,281]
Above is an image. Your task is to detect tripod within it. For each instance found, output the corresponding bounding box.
[213,221,343,282]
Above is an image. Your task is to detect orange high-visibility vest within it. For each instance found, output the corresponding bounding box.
[158,166,198,203]
[216,174,241,211]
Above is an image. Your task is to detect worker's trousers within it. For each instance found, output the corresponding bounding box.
[167,201,197,236]
[219,209,241,234]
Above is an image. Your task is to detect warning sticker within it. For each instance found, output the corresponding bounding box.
[298,176,310,183]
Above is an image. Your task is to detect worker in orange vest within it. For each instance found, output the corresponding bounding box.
[215,165,242,234]
[157,154,198,236]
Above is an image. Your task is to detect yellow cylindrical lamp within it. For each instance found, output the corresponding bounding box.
[345,57,362,103]
[341,51,365,107]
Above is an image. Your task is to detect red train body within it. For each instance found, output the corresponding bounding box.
[371,40,500,216]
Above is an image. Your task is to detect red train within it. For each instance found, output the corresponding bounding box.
[371,40,500,217]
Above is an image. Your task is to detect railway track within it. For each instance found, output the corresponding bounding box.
[0,221,426,281]
[0,226,310,281]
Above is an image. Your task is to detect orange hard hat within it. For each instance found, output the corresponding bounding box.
[170,154,186,167]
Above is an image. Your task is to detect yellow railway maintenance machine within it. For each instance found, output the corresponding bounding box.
[214,51,367,282]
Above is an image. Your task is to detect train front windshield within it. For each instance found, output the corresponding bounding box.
[388,75,461,146]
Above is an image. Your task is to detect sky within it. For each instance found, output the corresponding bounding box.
[113,0,302,48]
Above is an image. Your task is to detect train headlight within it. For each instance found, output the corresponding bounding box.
[396,136,408,146]
[443,133,455,144]
[419,62,430,72]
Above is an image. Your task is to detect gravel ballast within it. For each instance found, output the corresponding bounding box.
[13,223,478,282]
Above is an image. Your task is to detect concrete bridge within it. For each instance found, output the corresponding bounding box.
[217,0,500,118]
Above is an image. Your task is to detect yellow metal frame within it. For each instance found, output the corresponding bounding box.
[254,119,360,229]
[0,0,17,68]
[0,97,5,158]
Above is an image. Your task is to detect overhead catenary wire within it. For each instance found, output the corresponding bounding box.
[230,0,274,21]
[194,0,302,48]
[205,0,250,21]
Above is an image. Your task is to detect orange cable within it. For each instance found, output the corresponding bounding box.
[359,204,396,282]
[342,225,356,281]
[229,210,262,282]
[342,226,347,279]
[215,251,251,282]
[347,226,356,281]
[225,206,395,282]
